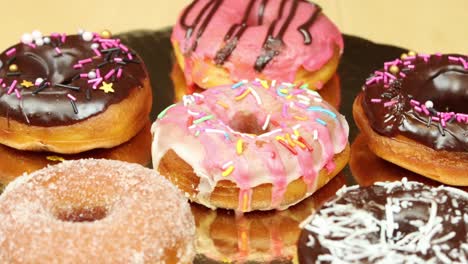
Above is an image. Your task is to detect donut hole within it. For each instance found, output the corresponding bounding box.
[55,206,108,223]
[229,111,267,135]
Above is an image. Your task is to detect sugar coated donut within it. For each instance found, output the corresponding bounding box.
[0,159,195,263]
[353,53,468,186]
[0,30,152,154]
[172,0,343,90]
[152,80,349,212]
[298,178,468,263]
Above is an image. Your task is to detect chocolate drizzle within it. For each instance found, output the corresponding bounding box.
[297,5,322,45]
[362,54,468,151]
[180,0,323,71]
[0,35,147,127]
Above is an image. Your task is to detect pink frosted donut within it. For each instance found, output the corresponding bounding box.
[152,80,350,212]
[172,0,343,90]
[0,159,196,263]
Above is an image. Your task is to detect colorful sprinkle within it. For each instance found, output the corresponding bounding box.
[193,115,214,124]
[236,139,244,155]
[316,118,327,126]
[222,166,235,177]
[235,88,251,101]
[157,104,176,119]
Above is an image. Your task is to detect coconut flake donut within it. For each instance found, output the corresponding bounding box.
[0,30,152,154]
[353,53,468,186]
[0,159,195,263]
[297,179,468,263]
[152,80,349,212]
[172,0,343,91]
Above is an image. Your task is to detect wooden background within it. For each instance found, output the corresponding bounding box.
[1,0,466,54]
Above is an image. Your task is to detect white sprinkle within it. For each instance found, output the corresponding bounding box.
[313,130,318,140]
[221,161,233,170]
[262,114,271,131]
[82,31,94,42]
[249,87,262,105]
[258,128,283,138]
[21,33,33,44]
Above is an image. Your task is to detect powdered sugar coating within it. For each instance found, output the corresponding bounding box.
[0,159,196,263]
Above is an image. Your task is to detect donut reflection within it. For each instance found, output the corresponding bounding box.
[191,173,346,263]
[0,121,152,192]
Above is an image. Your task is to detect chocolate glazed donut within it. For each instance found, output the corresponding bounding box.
[0,31,152,154]
[353,53,468,185]
[362,54,467,151]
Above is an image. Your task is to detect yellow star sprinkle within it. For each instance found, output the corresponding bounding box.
[20,80,34,88]
[99,82,114,93]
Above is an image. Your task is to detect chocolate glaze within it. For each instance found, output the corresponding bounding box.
[0,35,147,127]
[298,181,468,263]
[180,0,322,71]
[362,54,468,151]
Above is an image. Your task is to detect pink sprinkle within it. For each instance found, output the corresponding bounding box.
[67,94,77,101]
[27,43,37,49]
[414,106,422,112]
[410,99,420,106]
[61,33,67,43]
[119,44,129,52]
[384,100,397,107]
[51,33,60,38]
[374,71,384,76]
[404,56,416,61]
[2,84,5,88]
[421,105,430,115]
[96,69,101,78]
[441,118,446,127]
[435,53,442,57]
[431,116,440,122]
[93,48,102,57]
[113,58,123,63]
[291,89,305,95]
[15,89,21,99]
[383,74,388,84]
[8,80,18,95]
[116,68,123,79]
[366,77,377,85]
[101,42,110,50]
[80,73,88,78]
[73,64,83,69]
[399,72,406,78]
[6,48,16,57]
[104,69,115,80]
[448,56,459,62]
[235,87,247,97]
[79,58,92,64]
[408,65,415,69]
[92,78,103,89]
[87,78,101,84]
[460,58,468,69]
[0,79,3,86]
[127,53,133,60]
[385,72,396,80]
[371,98,382,103]
[404,61,412,66]
[55,47,62,55]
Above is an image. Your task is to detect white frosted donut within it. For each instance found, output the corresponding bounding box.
[152,80,349,212]
[0,159,195,263]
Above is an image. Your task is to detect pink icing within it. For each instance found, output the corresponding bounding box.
[171,0,344,85]
[152,80,349,211]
